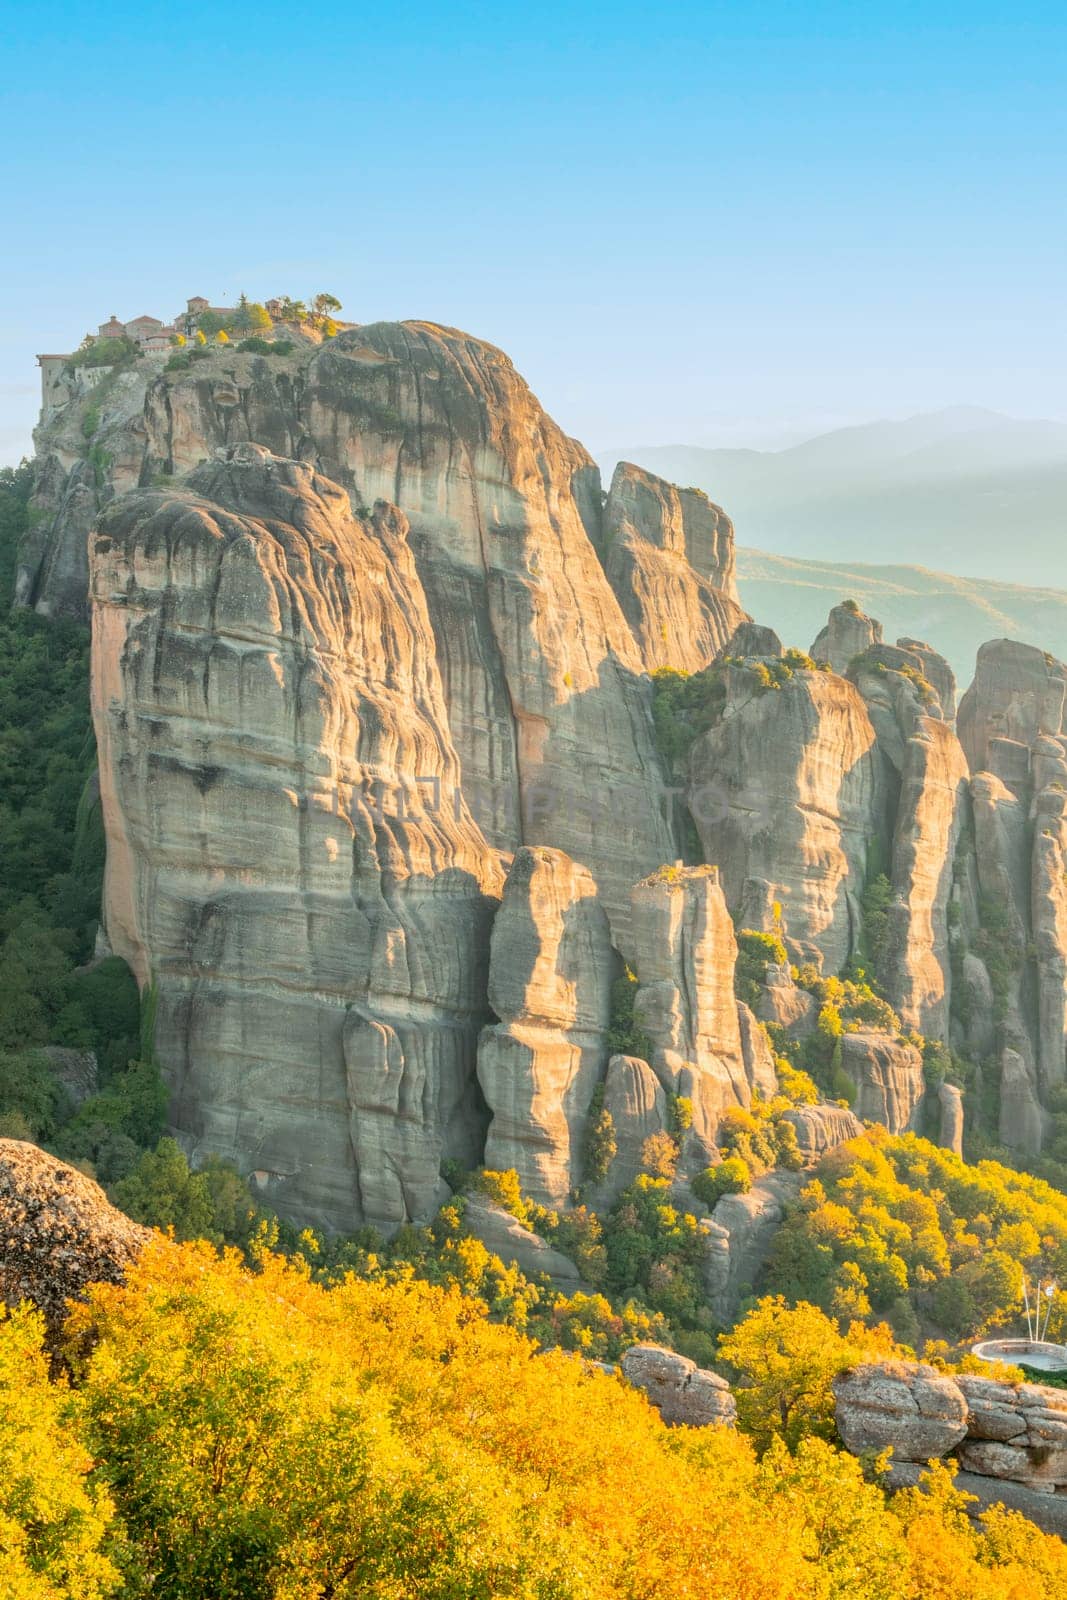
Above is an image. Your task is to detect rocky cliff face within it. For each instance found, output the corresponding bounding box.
[91,444,503,1233]
[630,866,765,1164]
[35,326,681,949]
[958,639,1067,779]
[687,659,884,971]
[600,462,745,673]
[810,601,882,674]
[847,641,968,1039]
[951,642,1067,1151]
[31,313,1067,1231]
[477,846,615,1206]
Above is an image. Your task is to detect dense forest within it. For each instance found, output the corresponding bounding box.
[9,1236,1067,1600]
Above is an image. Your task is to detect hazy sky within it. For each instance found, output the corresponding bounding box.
[1,0,1064,465]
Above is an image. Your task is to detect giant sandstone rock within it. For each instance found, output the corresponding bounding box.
[630,865,763,1164]
[958,639,1067,778]
[91,445,503,1235]
[42,324,685,947]
[810,600,882,675]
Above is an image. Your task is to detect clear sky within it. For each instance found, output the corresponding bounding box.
[1,0,1064,464]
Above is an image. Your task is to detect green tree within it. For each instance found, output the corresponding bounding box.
[112,1137,219,1241]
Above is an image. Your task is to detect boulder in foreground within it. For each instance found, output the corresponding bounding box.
[0,1138,149,1345]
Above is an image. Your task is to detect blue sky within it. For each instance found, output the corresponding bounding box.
[1,0,1064,463]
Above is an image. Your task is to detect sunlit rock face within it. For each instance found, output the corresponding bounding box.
[952,642,1067,1153]
[599,461,745,673]
[34,324,678,949]
[847,643,970,1039]
[958,639,1067,781]
[477,846,616,1207]
[810,601,882,675]
[687,662,884,973]
[629,865,767,1166]
[300,325,676,947]
[91,444,503,1234]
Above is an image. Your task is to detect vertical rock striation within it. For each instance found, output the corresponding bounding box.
[687,660,883,971]
[599,462,745,673]
[477,846,616,1206]
[91,444,503,1233]
[629,865,766,1162]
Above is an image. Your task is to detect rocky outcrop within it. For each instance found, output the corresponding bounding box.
[19,364,155,616]
[0,1139,150,1346]
[811,602,882,675]
[1033,783,1067,1100]
[833,1362,969,1460]
[725,620,783,659]
[896,637,956,720]
[701,1170,804,1322]
[592,1054,669,1206]
[882,719,969,1038]
[600,462,745,673]
[958,640,1067,779]
[782,1102,864,1159]
[620,1342,737,1428]
[687,662,883,971]
[754,963,817,1035]
[937,1082,965,1156]
[91,445,502,1234]
[848,642,969,1038]
[736,1002,779,1099]
[956,648,1067,1151]
[460,1194,585,1287]
[839,1032,924,1134]
[630,866,761,1163]
[477,847,615,1206]
[835,1362,1067,1535]
[305,328,677,940]
[36,325,679,950]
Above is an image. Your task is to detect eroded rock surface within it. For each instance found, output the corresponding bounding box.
[958,639,1067,777]
[836,1363,1067,1532]
[630,866,760,1163]
[91,445,502,1234]
[0,1139,149,1345]
[601,461,744,673]
[37,324,679,949]
[701,1170,804,1322]
[478,847,615,1206]
[782,1103,864,1159]
[620,1342,737,1428]
[811,601,882,675]
[687,662,883,971]
[833,1361,968,1460]
[840,1032,924,1134]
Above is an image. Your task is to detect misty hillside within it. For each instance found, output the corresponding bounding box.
[601,407,1067,588]
[735,547,1067,686]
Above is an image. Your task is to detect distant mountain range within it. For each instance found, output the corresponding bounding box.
[600,406,1067,591]
[733,548,1067,688]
